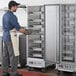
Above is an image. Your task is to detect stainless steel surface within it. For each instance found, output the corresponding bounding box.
[56,4,76,72]
[27,6,44,60]
[60,5,76,63]
[27,5,59,68]
[19,35,27,66]
[45,5,59,63]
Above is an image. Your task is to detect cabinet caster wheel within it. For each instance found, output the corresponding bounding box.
[27,67,34,71]
[56,70,60,76]
[41,68,46,73]
[73,72,76,76]
[27,67,31,71]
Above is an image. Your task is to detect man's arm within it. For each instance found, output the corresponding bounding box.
[10,15,26,34]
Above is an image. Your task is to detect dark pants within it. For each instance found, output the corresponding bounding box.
[2,41,18,76]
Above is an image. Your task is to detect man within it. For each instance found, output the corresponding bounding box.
[2,1,27,76]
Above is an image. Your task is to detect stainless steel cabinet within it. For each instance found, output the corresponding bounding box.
[56,4,76,73]
[27,5,59,70]
[19,35,26,67]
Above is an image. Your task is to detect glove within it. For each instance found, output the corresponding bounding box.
[24,29,32,35]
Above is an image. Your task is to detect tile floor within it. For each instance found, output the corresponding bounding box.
[0,66,74,76]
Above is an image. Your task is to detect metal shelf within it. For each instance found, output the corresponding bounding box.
[27,6,44,59]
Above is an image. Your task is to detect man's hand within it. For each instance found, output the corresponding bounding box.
[19,28,26,33]
[19,28,32,35]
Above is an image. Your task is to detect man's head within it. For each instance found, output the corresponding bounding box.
[8,1,20,12]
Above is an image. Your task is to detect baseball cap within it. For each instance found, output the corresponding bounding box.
[8,1,20,9]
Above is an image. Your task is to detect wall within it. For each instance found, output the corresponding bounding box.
[27,0,76,6]
[14,0,27,5]
[0,0,76,9]
[0,10,5,26]
[14,8,27,27]
[0,0,10,9]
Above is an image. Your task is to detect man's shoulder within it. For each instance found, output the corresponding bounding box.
[3,11,9,17]
[3,11,13,19]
